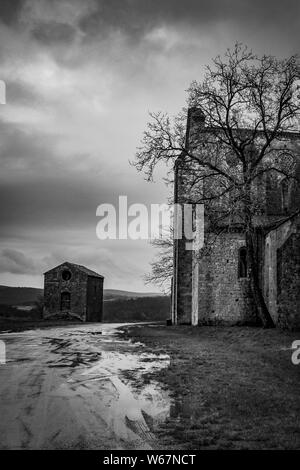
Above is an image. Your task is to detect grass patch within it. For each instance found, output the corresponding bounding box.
[125,324,300,450]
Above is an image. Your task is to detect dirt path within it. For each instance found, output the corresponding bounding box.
[0,323,170,450]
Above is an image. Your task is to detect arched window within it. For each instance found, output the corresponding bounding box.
[277,247,283,296]
[280,178,289,213]
[238,247,247,278]
[60,292,71,310]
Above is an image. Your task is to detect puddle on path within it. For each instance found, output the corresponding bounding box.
[0,323,172,449]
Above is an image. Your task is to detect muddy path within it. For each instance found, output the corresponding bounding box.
[0,323,171,450]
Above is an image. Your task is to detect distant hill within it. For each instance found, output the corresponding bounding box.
[103,289,163,300]
[0,285,164,306]
[103,296,170,322]
[0,286,43,306]
[0,285,169,323]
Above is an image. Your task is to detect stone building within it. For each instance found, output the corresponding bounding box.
[43,262,104,322]
[172,108,300,329]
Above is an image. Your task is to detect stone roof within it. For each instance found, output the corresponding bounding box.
[44,261,104,278]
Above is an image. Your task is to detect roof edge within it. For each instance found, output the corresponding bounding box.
[43,261,104,278]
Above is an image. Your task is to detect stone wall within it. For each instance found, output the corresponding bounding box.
[43,264,88,321]
[277,231,300,330]
[264,215,300,329]
[195,232,258,325]
[86,276,104,322]
[174,237,193,324]
[172,107,300,327]
[172,155,194,324]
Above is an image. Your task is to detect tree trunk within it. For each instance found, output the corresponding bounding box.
[245,228,275,328]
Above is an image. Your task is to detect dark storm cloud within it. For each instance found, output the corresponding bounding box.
[77,0,300,44]
[8,0,296,64]
[2,1,299,60]
[0,248,37,274]
[0,120,61,169]
[31,21,77,45]
[5,80,42,106]
[0,121,159,237]
[0,120,102,236]
[0,128,97,233]
[0,175,101,232]
[0,0,24,26]
[1,0,300,51]
[0,0,299,288]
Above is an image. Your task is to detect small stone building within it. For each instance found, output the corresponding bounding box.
[43,262,104,322]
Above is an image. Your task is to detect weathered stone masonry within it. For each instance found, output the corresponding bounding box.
[172,108,300,329]
[195,233,257,325]
[43,262,104,322]
[264,214,300,329]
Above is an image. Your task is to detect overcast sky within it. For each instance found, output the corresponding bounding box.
[0,0,299,291]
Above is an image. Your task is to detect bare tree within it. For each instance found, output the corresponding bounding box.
[145,231,173,293]
[134,44,300,328]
